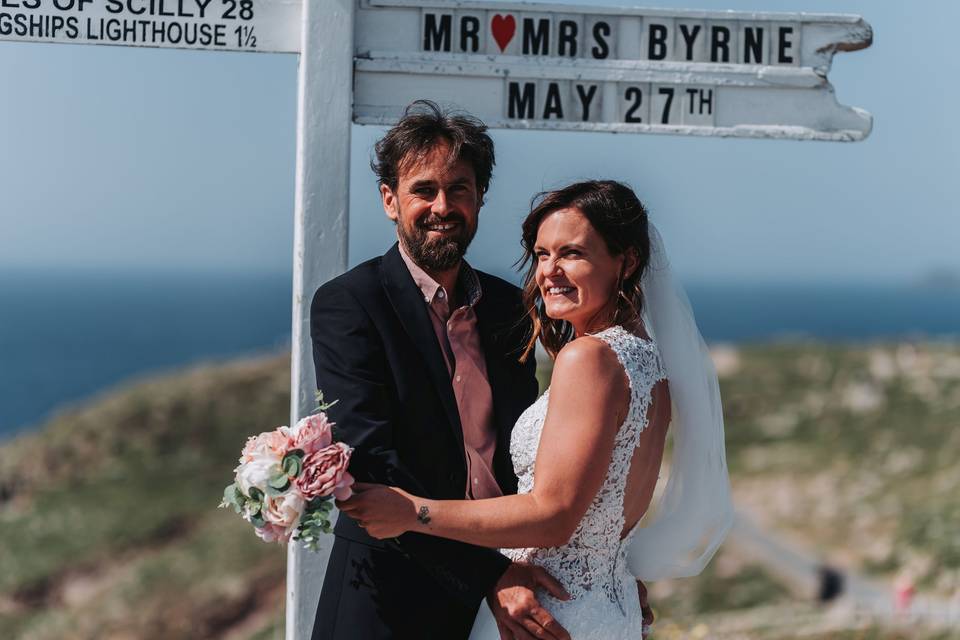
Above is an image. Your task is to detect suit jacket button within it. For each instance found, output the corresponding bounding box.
[448,473,457,482]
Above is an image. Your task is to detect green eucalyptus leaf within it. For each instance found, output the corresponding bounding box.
[282,453,303,478]
[269,472,291,491]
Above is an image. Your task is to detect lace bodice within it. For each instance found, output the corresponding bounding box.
[502,326,666,612]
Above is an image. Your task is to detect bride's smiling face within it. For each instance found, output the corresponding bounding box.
[534,208,631,335]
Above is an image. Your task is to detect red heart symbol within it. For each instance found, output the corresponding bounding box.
[491,14,516,52]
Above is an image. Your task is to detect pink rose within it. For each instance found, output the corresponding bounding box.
[293,413,334,454]
[296,442,354,500]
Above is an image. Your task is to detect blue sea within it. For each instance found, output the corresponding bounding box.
[1,270,958,440]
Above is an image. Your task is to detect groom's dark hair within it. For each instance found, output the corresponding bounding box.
[372,100,496,204]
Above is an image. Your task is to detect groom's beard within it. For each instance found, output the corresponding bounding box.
[397,210,477,273]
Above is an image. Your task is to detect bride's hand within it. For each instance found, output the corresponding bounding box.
[335,482,417,539]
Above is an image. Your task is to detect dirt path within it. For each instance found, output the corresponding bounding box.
[725,510,959,633]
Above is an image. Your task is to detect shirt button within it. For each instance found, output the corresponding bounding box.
[438,290,445,298]
[424,296,430,302]
[473,478,479,485]
[455,375,461,382]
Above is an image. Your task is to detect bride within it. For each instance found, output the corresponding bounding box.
[339,180,733,639]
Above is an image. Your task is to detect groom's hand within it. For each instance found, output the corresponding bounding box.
[638,580,653,639]
[486,563,571,640]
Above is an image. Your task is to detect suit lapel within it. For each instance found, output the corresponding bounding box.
[380,244,464,448]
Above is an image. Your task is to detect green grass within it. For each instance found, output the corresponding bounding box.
[0,355,291,639]
[3,342,958,638]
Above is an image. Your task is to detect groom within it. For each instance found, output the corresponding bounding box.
[309,101,571,639]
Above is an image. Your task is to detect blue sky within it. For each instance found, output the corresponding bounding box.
[0,0,957,284]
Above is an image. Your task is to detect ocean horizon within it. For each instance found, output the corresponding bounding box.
[2,269,958,440]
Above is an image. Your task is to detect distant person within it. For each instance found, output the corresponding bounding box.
[340,179,734,638]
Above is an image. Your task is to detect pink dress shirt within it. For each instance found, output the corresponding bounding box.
[399,244,502,500]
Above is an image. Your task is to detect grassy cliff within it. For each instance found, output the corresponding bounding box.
[0,356,291,640]
[2,342,958,639]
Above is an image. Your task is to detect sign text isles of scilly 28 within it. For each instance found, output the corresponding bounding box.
[0,0,300,52]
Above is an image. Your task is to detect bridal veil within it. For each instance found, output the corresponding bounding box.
[627,224,734,581]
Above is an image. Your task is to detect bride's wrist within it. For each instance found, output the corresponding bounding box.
[411,497,434,532]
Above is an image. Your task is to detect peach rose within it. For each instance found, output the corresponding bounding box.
[241,426,296,462]
[296,442,354,500]
[263,491,305,530]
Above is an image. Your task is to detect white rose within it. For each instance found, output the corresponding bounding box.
[235,455,281,497]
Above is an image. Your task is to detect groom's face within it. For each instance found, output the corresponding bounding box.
[381,142,480,273]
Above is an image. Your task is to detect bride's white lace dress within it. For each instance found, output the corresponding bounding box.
[470,325,666,640]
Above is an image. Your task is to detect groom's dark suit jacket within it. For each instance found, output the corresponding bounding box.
[310,243,539,640]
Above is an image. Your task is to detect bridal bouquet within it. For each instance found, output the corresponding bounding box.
[219,393,354,551]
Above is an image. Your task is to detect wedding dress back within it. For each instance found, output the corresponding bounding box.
[474,325,666,639]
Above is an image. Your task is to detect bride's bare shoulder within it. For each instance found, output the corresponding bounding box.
[551,336,624,387]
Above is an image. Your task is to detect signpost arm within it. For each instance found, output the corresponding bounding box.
[287,1,355,638]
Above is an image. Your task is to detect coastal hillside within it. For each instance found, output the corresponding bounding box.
[2,343,958,639]
[0,356,291,640]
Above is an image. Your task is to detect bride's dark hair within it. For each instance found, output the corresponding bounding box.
[518,180,651,362]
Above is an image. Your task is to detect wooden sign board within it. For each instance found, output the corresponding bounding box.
[0,0,300,52]
[354,0,873,140]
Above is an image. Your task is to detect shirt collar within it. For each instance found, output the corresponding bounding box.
[397,240,482,308]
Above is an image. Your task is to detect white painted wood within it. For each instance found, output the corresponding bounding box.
[355,0,872,141]
[0,0,301,52]
[286,1,354,639]
[353,57,870,140]
[358,0,870,67]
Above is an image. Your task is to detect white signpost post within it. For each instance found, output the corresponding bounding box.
[1,0,872,637]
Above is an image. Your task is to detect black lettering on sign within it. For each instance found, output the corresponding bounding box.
[685,88,698,114]
[679,23,701,61]
[575,84,598,121]
[680,86,714,124]
[658,87,675,124]
[508,82,536,119]
[558,19,577,57]
[460,15,479,52]
[423,13,451,52]
[699,88,713,114]
[522,17,549,55]
[710,25,730,62]
[743,26,763,63]
[543,82,564,119]
[684,87,713,116]
[591,20,610,59]
[624,86,644,123]
[648,23,668,60]
[778,26,795,64]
